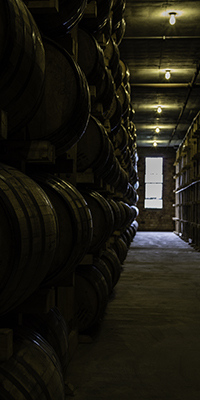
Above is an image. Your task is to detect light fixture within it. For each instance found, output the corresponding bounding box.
[153,141,158,147]
[157,106,162,114]
[155,127,160,133]
[169,12,176,25]
[165,70,171,80]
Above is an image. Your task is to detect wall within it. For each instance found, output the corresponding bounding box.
[136,147,176,231]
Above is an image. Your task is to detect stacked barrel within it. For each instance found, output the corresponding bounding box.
[0,0,139,398]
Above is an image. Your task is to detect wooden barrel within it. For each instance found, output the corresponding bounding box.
[0,163,58,315]
[112,18,126,45]
[130,220,139,239]
[125,183,138,205]
[121,227,133,248]
[118,201,138,230]
[74,265,108,332]
[0,0,45,135]
[100,248,121,288]
[77,28,106,98]
[79,0,113,34]
[77,116,122,189]
[77,115,111,173]
[102,93,122,135]
[93,17,112,45]
[108,199,122,231]
[115,124,129,156]
[112,0,126,32]
[32,0,87,38]
[25,37,90,155]
[114,165,129,195]
[117,84,130,121]
[111,237,128,264]
[80,191,114,253]
[94,258,113,295]
[32,173,93,286]
[22,307,69,375]
[104,38,123,89]
[0,327,65,399]
[120,148,138,185]
[94,67,115,115]
[120,59,131,87]
[115,200,128,231]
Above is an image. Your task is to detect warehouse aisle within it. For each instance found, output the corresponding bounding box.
[66,232,200,400]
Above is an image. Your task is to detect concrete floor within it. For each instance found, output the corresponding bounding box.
[66,232,200,400]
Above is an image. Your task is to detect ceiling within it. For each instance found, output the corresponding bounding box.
[119,0,200,148]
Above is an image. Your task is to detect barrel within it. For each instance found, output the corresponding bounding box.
[112,0,126,32]
[111,237,128,264]
[32,0,87,38]
[102,93,122,135]
[121,227,133,248]
[120,148,138,185]
[100,248,121,288]
[125,183,138,205]
[112,18,126,45]
[77,116,122,189]
[79,0,113,34]
[108,199,122,231]
[117,84,130,121]
[31,173,93,286]
[0,327,65,399]
[77,28,106,99]
[22,307,69,375]
[114,165,129,195]
[74,265,108,332]
[93,17,112,45]
[25,37,90,155]
[0,0,45,135]
[0,163,58,315]
[118,201,138,230]
[93,258,113,295]
[93,67,115,115]
[77,115,111,173]
[115,124,129,156]
[120,60,131,87]
[104,37,123,89]
[130,220,139,239]
[80,191,115,253]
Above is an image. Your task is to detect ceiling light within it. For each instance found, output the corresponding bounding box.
[165,70,171,80]
[155,127,160,133]
[157,106,162,114]
[153,141,158,147]
[169,12,176,25]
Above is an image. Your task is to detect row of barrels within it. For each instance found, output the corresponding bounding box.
[0,162,138,316]
[22,0,126,43]
[0,0,127,140]
[0,2,138,399]
[75,220,138,333]
[0,160,138,398]
[0,0,137,197]
[0,234,138,399]
[0,307,69,399]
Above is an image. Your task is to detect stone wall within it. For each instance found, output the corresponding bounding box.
[136,147,176,231]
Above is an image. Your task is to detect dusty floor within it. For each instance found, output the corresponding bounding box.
[66,232,200,400]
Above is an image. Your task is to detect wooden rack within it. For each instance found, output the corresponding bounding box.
[173,111,200,250]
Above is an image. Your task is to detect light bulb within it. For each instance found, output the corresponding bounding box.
[153,141,157,147]
[157,106,162,114]
[165,70,171,80]
[155,127,160,133]
[169,13,176,25]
